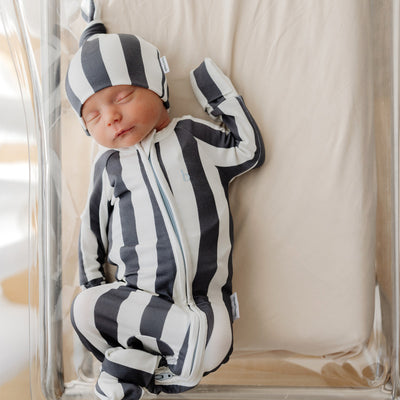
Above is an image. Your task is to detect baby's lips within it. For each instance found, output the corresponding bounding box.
[114,127,131,138]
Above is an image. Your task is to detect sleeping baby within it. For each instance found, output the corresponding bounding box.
[66,1,264,399]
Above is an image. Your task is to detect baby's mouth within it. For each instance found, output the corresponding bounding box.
[115,127,133,138]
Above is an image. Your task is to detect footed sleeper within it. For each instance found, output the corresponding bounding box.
[71,58,265,399]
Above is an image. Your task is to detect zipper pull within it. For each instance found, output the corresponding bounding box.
[155,367,175,382]
[155,372,174,381]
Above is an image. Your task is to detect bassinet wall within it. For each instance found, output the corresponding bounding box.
[25,0,398,398]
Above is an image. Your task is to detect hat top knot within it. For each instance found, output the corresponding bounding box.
[79,0,106,46]
[81,0,98,23]
[79,22,107,46]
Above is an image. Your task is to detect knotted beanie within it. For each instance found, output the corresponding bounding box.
[65,0,169,134]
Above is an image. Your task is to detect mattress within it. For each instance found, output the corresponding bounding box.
[59,0,389,388]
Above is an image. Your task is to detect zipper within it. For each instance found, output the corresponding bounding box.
[146,147,207,384]
[147,153,189,301]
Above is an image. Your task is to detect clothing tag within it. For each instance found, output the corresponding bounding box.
[230,292,240,321]
[160,56,170,74]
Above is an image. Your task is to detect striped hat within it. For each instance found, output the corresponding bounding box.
[65,0,169,134]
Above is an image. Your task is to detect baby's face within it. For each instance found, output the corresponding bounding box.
[82,85,170,148]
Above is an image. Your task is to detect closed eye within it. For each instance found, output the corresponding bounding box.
[83,111,100,124]
[115,90,134,104]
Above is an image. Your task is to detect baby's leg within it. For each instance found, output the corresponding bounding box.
[71,281,126,361]
[200,297,233,373]
[71,282,191,398]
[95,347,160,400]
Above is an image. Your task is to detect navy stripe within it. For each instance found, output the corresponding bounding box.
[156,50,167,100]
[120,382,142,400]
[140,296,173,338]
[84,278,105,288]
[155,142,173,193]
[94,287,131,348]
[138,152,176,300]
[170,327,190,376]
[119,34,149,89]
[238,96,265,167]
[175,126,219,300]
[106,200,114,272]
[81,37,112,93]
[65,73,82,116]
[95,381,107,397]
[106,152,140,286]
[178,118,237,149]
[213,110,240,142]
[156,340,174,357]
[222,219,234,323]
[78,231,86,284]
[196,301,214,346]
[127,336,144,351]
[79,23,107,46]
[192,61,225,109]
[84,151,115,285]
[102,356,154,387]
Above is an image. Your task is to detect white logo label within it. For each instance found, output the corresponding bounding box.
[230,292,240,321]
[160,56,170,74]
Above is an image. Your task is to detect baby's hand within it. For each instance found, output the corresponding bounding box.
[190,58,239,118]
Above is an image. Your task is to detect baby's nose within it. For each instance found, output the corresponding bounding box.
[105,108,121,126]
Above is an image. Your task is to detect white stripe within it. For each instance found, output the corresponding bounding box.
[198,147,231,292]
[109,199,125,280]
[190,71,209,112]
[68,47,94,110]
[120,152,158,293]
[202,301,232,371]
[99,168,112,246]
[160,134,200,284]
[105,347,158,375]
[73,284,121,353]
[80,0,93,22]
[146,140,195,303]
[80,163,111,283]
[96,370,125,399]
[198,147,233,369]
[139,36,164,99]
[117,290,152,347]
[100,34,131,86]
[161,304,190,363]
[139,336,160,356]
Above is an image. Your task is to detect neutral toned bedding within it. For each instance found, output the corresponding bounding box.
[61,0,378,371]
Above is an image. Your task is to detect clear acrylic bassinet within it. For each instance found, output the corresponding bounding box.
[1,0,400,399]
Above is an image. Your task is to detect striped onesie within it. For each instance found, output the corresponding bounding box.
[71,58,265,399]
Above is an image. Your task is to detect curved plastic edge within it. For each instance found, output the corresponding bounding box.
[0,0,64,399]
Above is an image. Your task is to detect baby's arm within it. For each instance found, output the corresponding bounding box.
[190,58,265,181]
[79,151,114,289]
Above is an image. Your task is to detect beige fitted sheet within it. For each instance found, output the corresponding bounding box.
[61,0,383,364]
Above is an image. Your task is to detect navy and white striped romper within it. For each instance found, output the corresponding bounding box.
[71,58,265,399]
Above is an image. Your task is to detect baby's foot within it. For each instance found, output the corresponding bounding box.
[95,370,143,400]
